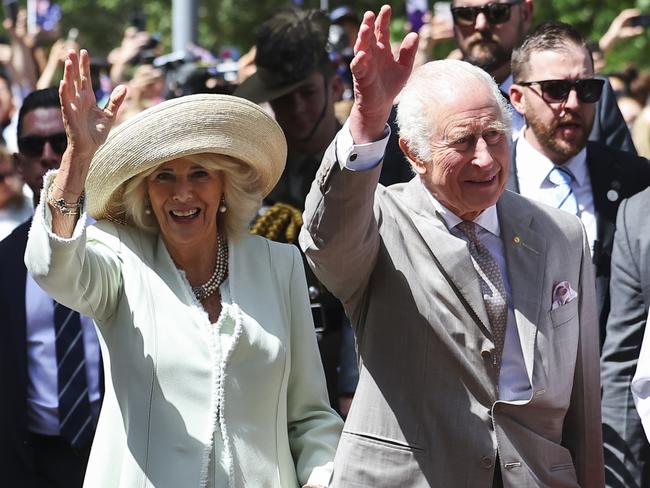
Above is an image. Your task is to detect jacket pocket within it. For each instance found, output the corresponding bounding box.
[549,298,578,328]
[343,430,424,452]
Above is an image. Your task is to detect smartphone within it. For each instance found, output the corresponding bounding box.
[630,14,650,28]
[2,0,19,25]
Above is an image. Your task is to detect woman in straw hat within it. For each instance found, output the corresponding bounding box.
[25,49,341,488]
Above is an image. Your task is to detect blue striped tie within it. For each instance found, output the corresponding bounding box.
[53,301,93,449]
[547,166,579,215]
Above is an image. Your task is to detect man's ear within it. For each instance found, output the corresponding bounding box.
[509,84,526,117]
[521,0,534,30]
[399,136,428,175]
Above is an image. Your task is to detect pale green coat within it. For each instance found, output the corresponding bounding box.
[25,176,342,488]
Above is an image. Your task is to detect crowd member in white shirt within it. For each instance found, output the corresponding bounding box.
[506,21,650,338]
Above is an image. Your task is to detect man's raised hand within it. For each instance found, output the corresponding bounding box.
[348,5,418,143]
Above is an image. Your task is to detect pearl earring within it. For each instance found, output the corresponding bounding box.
[219,196,227,213]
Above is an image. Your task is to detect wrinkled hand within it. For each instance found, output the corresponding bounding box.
[600,8,645,53]
[59,49,127,161]
[348,5,418,143]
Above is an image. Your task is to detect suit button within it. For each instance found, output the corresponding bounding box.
[481,456,494,469]
[481,349,491,360]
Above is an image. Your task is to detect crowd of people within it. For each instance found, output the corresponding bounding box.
[3,1,650,487]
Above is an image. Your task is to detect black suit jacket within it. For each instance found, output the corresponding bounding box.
[507,141,650,344]
[0,221,37,487]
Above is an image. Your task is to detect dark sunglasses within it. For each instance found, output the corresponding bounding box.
[451,0,523,26]
[516,78,605,104]
[18,133,68,158]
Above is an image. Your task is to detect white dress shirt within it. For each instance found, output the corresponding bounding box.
[338,122,532,401]
[515,134,596,254]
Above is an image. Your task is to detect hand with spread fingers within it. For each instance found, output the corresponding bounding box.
[59,49,126,163]
[51,49,127,237]
[348,5,419,143]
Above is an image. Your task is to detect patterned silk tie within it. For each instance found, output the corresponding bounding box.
[53,301,93,449]
[456,221,508,370]
[547,166,579,215]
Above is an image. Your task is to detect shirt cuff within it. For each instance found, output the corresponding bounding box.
[336,120,391,171]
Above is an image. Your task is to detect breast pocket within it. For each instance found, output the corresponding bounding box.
[549,298,578,328]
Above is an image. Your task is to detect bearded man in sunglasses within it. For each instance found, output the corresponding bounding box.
[0,87,102,487]
[451,0,635,154]
[507,22,650,488]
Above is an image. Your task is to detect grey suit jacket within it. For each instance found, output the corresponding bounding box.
[300,139,604,487]
[601,187,650,488]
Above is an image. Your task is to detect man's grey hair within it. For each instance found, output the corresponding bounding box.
[396,59,512,162]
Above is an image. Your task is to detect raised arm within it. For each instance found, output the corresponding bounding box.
[301,6,418,307]
[49,49,126,238]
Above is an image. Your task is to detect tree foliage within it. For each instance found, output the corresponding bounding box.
[4,0,650,72]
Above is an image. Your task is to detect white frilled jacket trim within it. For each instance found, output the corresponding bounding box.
[176,239,243,488]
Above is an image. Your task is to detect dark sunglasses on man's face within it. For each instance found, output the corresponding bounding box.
[18,133,68,158]
[451,0,523,27]
[516,78,605,104]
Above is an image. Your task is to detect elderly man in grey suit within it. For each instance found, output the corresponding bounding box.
[300,5,604,487]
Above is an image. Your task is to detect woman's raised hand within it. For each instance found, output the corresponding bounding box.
[59,49,127,163]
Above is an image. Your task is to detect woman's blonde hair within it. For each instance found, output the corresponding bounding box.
[121,153,262,239]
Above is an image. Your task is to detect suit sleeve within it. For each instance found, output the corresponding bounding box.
[563,222,605,487]
[601,196,650,488]
[284,245,343,486]
[299,135,382,310]
[24,170,122,322]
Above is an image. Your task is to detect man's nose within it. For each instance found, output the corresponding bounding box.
[562,87,581,111]
[473,137,495,167]
[40,142,61,168]
[474,11,490,31]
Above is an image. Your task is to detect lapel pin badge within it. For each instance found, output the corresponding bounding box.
[513,236,521,244]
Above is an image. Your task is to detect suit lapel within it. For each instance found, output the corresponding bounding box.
[498,192,546,380]
[401,179,492,337]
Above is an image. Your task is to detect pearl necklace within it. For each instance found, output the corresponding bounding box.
[192,234,228,301]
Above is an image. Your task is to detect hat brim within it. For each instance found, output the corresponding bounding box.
[86,94,287,223]
[234,71,312,104]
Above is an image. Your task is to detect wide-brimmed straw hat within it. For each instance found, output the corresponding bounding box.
[86,93,287,222]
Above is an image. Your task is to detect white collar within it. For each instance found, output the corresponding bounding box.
[516,132,588,188]
[420,180,501,237]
